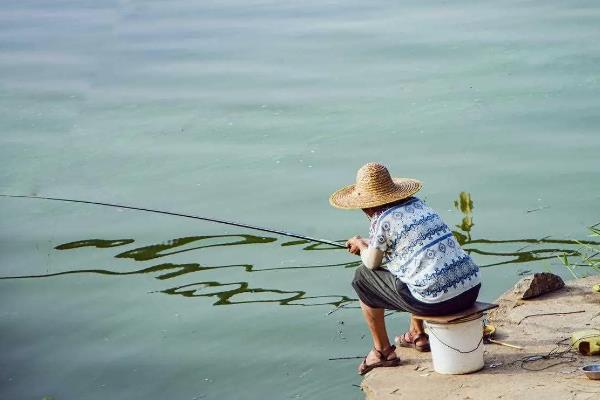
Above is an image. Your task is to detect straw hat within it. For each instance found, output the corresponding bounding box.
[329,163,422,209]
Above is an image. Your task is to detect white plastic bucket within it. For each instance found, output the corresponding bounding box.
[425,314,484,374]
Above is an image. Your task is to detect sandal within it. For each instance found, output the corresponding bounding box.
[357,345,401,375]
[396,331,430,352]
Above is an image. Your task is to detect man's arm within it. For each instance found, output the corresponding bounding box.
[346,236,384,269]
[361,246,384,269]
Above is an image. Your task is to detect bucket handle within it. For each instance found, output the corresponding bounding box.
[428,327,483,354]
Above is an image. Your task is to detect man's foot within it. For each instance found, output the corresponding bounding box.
[357,345,401,375]
[395,331,430,352]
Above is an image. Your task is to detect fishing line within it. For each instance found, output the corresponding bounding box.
[0,194,347,249]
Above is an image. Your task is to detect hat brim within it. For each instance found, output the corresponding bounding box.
[329,178,422,210]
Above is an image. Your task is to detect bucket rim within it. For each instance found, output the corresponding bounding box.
[424,312,484,326]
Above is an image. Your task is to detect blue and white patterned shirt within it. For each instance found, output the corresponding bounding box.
[368,197,480,304]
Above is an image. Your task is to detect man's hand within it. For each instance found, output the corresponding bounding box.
[346,236,368,256]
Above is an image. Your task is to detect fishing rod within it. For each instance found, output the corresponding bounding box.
[0,194,347,249]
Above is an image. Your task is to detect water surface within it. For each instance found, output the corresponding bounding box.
[1,1,599,399]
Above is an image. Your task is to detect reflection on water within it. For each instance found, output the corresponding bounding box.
[113,234,277,261]
[1,193,598,307]
[162,280,353,307]
[0,257,360,306]
[55,238,135,249]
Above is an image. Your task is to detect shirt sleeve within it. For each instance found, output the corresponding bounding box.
[369,215,390,253]
[361,246,384,269]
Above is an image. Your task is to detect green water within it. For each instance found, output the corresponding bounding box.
[1,1,599,399]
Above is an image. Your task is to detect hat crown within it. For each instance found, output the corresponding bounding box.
[355,163,395,194]
[329,162,422,209]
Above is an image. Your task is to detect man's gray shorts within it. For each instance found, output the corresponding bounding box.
[351,264,480,315]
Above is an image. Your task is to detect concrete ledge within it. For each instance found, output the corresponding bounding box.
[361,276,600,400]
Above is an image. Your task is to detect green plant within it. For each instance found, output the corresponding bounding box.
[557,222,600,278]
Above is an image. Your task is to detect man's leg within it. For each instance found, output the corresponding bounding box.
[359,300,397,365]
[408,315,429,347]
[394,315,429,348]
[411,315,425,335]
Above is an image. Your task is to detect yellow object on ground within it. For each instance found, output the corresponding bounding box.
[571,329,600,355]
[592,284,600,293]
[483,324,524,350]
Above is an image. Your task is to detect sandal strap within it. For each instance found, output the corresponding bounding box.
[405,331,429,342]
[374,345,396,360]
[413,333,429,342]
